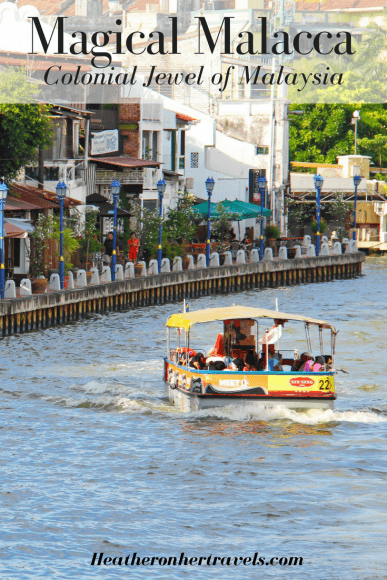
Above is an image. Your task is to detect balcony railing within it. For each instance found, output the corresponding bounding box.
[95,169,144,184]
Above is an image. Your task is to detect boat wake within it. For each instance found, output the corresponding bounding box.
[194,405,387,425]
[42,380,174,414]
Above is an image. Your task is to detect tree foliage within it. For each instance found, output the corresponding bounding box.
[52,216,80,275]
[129,203,163,261]
[289,104,387,167]
[211,204,240,244]
[288,23,387,104]
[288,24,387,167]
[29,214,55,278]
[163,192,197,244]
[78,209,102,266]
[0,67,52,180]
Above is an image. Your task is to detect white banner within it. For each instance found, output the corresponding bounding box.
[91,130,119,156]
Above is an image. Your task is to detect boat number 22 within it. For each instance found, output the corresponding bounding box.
[319,378,332,392]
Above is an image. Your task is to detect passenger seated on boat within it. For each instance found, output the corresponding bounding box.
[211,360,227,371]
[255,354,266,370]
[292,352,312,372]
[312,356,325,372]
[269,353,283,371]
[299,354,314,372]
[230,357,245,371]
[245,350,259,368]
[260,344,280,371]
[323,355,332,370]
[189,354,205,370]
[175,348,196,365]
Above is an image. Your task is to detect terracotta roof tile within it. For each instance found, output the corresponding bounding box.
[10,184,81,208]
[176,113,197,122]
[0,52,92,71]
[4,222,28,238]
[5,197,42,212]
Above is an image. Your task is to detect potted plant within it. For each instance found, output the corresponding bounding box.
[78,209,102,282]
[310,218,327,235]
[264,224,280,249]
[310,218,327,245]
[52,217,80,284]
[29,214,55,293]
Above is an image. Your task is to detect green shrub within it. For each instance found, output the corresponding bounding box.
[310,218,327,234]
[264,225,280,238]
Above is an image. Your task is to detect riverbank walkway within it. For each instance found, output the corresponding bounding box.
[0,240,365,336]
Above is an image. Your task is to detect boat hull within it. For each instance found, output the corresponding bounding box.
[164,359,336,413]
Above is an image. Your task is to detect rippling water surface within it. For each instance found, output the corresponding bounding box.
[1,258,387,580]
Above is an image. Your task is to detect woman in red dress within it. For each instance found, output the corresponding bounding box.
[128,232,139,262]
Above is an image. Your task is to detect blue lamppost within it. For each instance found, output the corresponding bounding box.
[313,174,324,257]
[157,179,166,273]
[0,181,8,299]
[353,174,361,241]
[258,175,267,261]
[56,181,67,290]
[111,179,121,282]
[205,177,215,267]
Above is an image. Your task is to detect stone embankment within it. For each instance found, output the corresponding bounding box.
[0,252,365,336]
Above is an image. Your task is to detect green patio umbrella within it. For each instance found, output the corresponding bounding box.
[192,199,271,220]
[192,201,222,219]
[220,199,271,218]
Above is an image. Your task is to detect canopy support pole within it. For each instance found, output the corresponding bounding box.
[305,322,312,353]
[256,321,259,356]
[319,326,324,356]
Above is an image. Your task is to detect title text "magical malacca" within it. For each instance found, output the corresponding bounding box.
[28,16,355,68]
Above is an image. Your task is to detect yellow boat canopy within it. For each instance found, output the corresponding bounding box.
[166,306,337,333]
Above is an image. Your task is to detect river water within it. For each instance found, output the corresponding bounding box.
[1,258,387,580]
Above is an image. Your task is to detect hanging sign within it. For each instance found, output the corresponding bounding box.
[91,130,119,155]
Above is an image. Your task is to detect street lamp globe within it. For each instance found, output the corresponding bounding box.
[56,181,67,199]
[258,175,267,190]
[111,179,121,197]
[205,177,215,193]
[0,182,8,201]
[353,174,362,188]
[313,174,324,189]
[157,179,166,194]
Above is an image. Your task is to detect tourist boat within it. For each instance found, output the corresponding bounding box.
[164,306,337,412]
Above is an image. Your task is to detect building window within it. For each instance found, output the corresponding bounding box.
[180,131,185,156]
[142,131,159,161]
[13,238,21,268]
[143,200,158,212]
[25,167,38,180]
[179,157,185,169]
[101,185,112,201]
[191,152,199,168]
[145,78,172,98]
[44,167,59,181]
[256,146,269,155]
